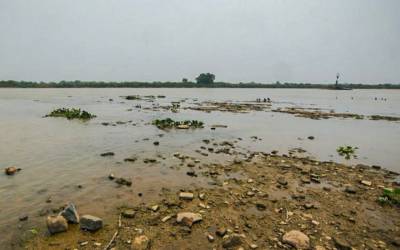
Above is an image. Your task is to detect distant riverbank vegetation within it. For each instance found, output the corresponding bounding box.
[1,73,399,89]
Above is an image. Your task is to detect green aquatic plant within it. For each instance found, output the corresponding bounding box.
[336,145,358,159]
[378,188,400,206]
[152,118,204,129]
[45,108,96,120]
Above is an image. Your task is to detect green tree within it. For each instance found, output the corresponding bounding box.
[196,73,215,84]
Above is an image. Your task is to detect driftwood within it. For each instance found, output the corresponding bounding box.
[104,213,122,250]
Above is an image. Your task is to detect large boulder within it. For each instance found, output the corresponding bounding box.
[60,202,79,224]
[282,230,310,249]
[80,215,103,231]
[46,215,68,234]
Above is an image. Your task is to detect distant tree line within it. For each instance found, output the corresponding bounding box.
[0,73,399,89]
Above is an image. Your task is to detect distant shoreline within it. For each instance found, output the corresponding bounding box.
[1,81,399,89]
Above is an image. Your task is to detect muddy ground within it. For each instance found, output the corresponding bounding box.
[26,149,400,250]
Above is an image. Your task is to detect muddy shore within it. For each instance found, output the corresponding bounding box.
[25,149,400,250]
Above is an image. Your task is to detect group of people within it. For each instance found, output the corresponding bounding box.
[256,97,271,103]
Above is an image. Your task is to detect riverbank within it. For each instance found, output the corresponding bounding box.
[25,151,400,249]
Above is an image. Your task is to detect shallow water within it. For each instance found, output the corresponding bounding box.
[0,88,399,248]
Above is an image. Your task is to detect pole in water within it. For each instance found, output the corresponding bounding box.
[336,73,340,87]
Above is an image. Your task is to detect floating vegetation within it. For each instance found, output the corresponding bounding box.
[45,108,96,120]
[337,145,358,159]
[152,118,204,129]
[378,188,400,206]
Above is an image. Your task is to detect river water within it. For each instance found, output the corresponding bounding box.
[0,88,399,248]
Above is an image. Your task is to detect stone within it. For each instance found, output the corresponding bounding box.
[132,235,150,250]
[108,173,115,180]
[176,212,202,227]
[80,215,103,231]
[153,141,160,146]
[307,136,315,140]
[60,202,79,224]
[222,234,242,249]
[282,230,310,249]
[19,215,28,221]
[161,215,172,222]
[277,177,288,186]
[115,177,132,186]
[122,209,136,218]
[46,215,68,234]
[5,166,19,175]
[179,192,194,200]
[207,234,215,242]
[216,227,227,237]
[151,205,159,212]
[333,237,352,250]
[360,180,372,186]
[100,152,114,157]
[344,186,357,194]
[124,157,137,162]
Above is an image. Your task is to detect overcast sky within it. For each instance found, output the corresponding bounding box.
[0,0,399,84]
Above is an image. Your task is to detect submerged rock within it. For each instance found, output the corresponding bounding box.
[100,152,115,157]
[60,202,79,224]
[46,215,68,234]
[282,230,310,249]
[5,166,20,175]
[80,215,103,231]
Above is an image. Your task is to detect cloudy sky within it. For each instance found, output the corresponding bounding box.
[0,0,399,84]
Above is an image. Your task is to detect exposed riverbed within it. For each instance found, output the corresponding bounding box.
[0,88,399,249]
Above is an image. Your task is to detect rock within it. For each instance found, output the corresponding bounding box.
[333,237,352,250]
[153,141,159,146]
[207,234,215,242]
[150,205,159,212]
[132,235,150,250]
[307,136,315,140]
[60,202,79,224]
[277,177,288,186]
[222,234,242,249]
[186,170,197,177]
[19,215,28,221]
[282,230,310,249]
[161,215,172,222]
[46,215,68,234]
[216,227,227,237]
[124,157,137,162]
[108,173,115,180]
[360,180,372,186]
[177,124,189,129]
[115,177,132,186]
[344,186,357,194]
[176,212,202,227]
[80,215,103,231]
[100,152,114,157]
[5,166,20,175]
[122,209,136,218]
[179,192,194,200]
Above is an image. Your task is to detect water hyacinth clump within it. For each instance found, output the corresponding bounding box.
[46,108,96,120]
[152,118,204,129]
[336,145,358,159]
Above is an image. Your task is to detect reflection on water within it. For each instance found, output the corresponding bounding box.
[0,88,399,248]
